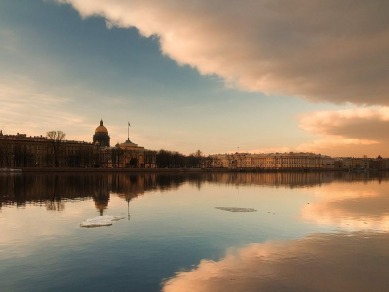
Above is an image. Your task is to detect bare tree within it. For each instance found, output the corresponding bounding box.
[47,131,66,167]
[47,130,66,141]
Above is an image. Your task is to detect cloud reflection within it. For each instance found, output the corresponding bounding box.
[302,182,389,231]
[162,232,389,292]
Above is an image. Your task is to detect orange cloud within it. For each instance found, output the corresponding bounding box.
[295,106,389,156]
[56,0,389,105]
[249,137,378,156]
[299,107,389,139]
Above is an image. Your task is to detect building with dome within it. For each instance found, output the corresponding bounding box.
[93,120,156,168]
[93,119,110,147]
[0,119,156,168]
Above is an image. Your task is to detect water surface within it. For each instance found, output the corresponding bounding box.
[1,172,389,291]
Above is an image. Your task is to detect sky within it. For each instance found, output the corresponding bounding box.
[0,0,388,157]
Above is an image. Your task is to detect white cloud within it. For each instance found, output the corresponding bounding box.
[56,0,389,105]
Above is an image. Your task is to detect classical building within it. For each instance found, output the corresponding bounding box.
[0,131,94,168]
[93,120,157,168]
[117,139,146,168]
[0,120,156,168]
[93,119,110,147]
[209,152,389,171]
[210,152,335,169]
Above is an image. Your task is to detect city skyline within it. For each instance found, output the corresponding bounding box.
[1,0,388,156]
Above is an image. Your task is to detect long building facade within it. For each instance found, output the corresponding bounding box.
[210,152,335,169]
[209,152,389,170]
[0,120,156,168]
[1,123,387,170]
[0,131,94,168]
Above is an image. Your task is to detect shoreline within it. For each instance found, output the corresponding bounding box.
[16,167,380,173]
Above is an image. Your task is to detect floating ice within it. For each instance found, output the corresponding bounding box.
[80,215,125,228]
[215,207,257,213]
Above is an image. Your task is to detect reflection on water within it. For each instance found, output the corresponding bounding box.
[301,180,389,231]
[162,231,389,292]
[1,171,389,291]
[2,171,389,211]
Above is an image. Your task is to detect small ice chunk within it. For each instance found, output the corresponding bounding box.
[80,215,125,228]
[215,207,257,213]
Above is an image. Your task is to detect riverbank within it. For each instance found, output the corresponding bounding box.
[17,167,373,173]
[19,167,206,173]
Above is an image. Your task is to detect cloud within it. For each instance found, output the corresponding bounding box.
[299,107,389,140]
[292,106,389,156]
[56,0,389,105]
[245,105,389,156]
[162,232,389,291]
[247,135,380,156]
[295,136,380,156]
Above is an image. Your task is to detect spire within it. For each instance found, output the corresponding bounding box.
[100,119,103,126]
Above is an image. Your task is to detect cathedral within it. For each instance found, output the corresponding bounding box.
[93,120,156,168]
[0,119,156,168]
[93,119,110,147]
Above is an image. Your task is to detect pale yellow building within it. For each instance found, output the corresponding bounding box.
[210,152,335,169]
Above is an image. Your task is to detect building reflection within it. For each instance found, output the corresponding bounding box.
[0,173,193,211]
[1,171,389,211]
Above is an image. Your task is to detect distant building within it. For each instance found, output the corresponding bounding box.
[93,119,110,147]
[210,152,335,169]
[0,132,94,168]
[1,122,388,171]
[337,157,370,170]
[93,120,157,168]
[0,119,156,168]
[209,152,389,171]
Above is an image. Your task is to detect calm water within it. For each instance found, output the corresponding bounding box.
[1,172,389,291]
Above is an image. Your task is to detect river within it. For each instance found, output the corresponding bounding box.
[1,172,388,291]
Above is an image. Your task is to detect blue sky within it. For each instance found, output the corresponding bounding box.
[1,0,388,156]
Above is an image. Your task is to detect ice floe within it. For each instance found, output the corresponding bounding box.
[80,215,125,228]
[215,207,257,213]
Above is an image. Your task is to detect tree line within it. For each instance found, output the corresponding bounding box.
[46,131,211,168]
[0,129,213,168]
[156,149,211,168]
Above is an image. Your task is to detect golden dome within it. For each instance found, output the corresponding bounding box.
[95,120,108,134]
[95,126,108,133]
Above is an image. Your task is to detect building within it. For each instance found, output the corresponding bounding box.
[210,152,335,169]
[93,120,157,168]
[0,131,94,168]
[0,120,156,168]
[93,119,110,147]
